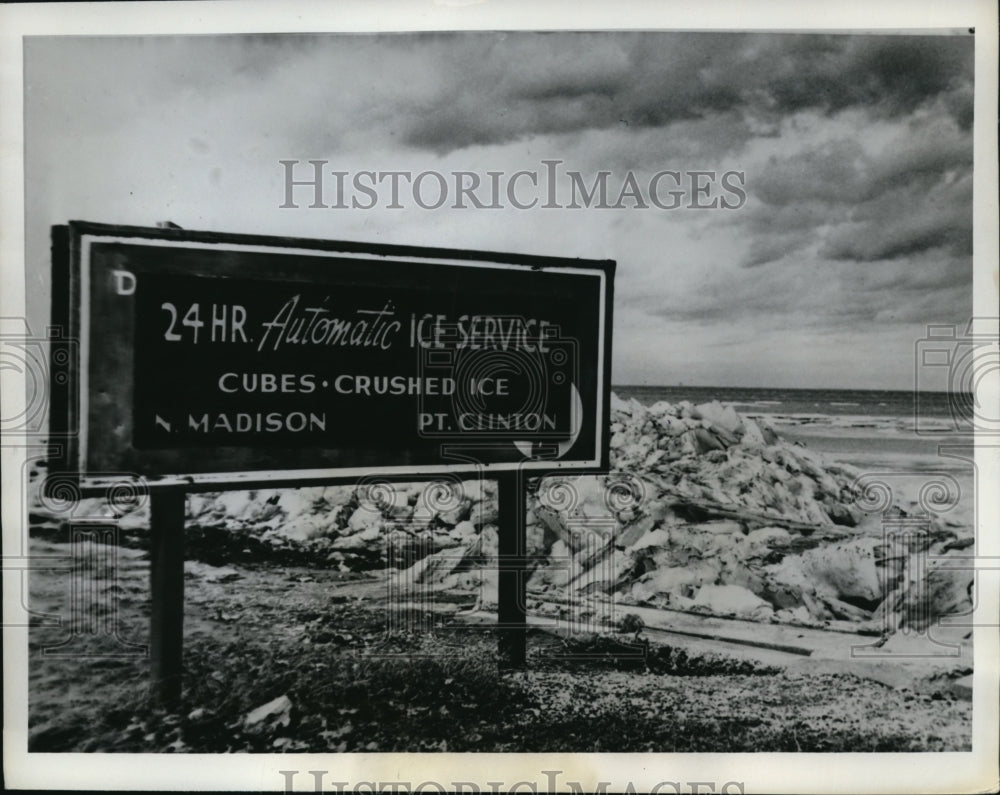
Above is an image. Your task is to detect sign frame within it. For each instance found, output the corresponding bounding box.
[49,220,615,493]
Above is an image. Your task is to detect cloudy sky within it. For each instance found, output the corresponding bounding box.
[25,31,974,389]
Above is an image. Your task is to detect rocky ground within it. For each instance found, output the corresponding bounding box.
[27,539,971,753]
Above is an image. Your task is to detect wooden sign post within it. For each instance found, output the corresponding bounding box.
[149,488,186,704]
[48,221,613,700]
[497,470,527,670]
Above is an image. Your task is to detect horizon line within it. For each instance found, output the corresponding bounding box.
[611,383,969,394]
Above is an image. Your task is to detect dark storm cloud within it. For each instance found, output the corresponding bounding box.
[396,31,973,153]
[820,172,973,262]
[760,34,972,123]
[742,200,835,234]
[738,108,972,269]
[753,140,870,207]
[642,247,971,331]
[752,115,972,210]
[743,231,815,269]
[867,121,974,191]
[34,31,971,161]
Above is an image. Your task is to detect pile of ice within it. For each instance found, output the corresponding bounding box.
[27,393,974,632]
[409,394,974,633]
[28,475,500,572]
[606,393,860,529]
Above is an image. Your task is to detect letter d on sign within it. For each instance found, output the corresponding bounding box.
[113,270,137,296]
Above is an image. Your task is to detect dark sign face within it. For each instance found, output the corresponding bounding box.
[52,223,613,486]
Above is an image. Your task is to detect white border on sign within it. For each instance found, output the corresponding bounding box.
[76,231,609,483]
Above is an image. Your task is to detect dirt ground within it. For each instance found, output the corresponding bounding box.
[26,536,972,753]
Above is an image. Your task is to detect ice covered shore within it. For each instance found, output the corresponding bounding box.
[405,394,973,632]
[29,393,974,632]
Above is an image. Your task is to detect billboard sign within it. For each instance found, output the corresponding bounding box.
[50,222,614,488]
